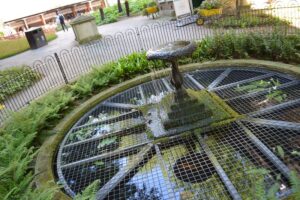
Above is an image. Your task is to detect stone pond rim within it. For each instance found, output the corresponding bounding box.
[34,60,300,200]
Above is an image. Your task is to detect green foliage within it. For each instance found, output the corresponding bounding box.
[71,52,164,97]
[146,1,157,7]
[92,0,152,25]
[0,66,40,101]
[192,31,300,64]
[92,6,120,26]
[0,89,73,199]
[128,0,152,14]
[0,33,57,59]
[235,78,281,93]
[209,13,290,28]
[289,171,300,199]
[97,136,118,149]
[275,145,285,159]
[74,180,100,200]
[235,78,287,104]
[291,150,300,156]
[200,0,222,9]
[266,90,287,103]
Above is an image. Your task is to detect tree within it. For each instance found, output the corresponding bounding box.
[117,0,123,13]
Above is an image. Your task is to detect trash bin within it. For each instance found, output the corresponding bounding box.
[25,27,48,49]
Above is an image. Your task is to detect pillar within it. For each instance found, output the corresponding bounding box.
[103,0,109,7]
[40,14,46,25]
[72,5,77,17]
[23,18,28,29]
[86,1,92,12]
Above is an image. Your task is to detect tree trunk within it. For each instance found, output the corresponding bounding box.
[125,0,130,17]
[236,0,240,18]
[117,0,123,13]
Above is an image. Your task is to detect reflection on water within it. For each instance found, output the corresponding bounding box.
[125,164,170,200]
[68,117,144,143]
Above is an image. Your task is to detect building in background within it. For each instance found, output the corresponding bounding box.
[2,0,105,36]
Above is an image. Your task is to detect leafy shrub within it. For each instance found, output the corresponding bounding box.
[71,52,164,97]
[92,0,152,25]
[0,66,41,101]
[92,5,123,26]
[192,31,300,63]
[128,0,151,14]
[0,89,73,199]
[200,0,222,9]
[209,13,290,28]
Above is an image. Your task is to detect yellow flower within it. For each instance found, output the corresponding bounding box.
[0,104,5,110]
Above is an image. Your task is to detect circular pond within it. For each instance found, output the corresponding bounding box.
[57,66,300,200]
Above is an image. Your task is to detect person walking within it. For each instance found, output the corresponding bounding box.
[56,11,68,32]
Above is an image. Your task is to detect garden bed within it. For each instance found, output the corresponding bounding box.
[208,13,290,28]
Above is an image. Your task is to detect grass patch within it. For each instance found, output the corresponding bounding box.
[0,33,57,59]
[208,13,290,28]
[0,66,41,101]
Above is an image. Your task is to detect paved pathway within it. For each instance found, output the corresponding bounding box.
[0,15,173,69]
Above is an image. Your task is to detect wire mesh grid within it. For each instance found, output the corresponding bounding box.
[188,69,225,88]
[183,75,202,90]
[241,120,300,174]
[105,147,175,200]
[61,125,147,164]
[140,79,170,104]
[56,67,300,199]
[226,82,300,115]
[214,75,292,100]
[76,105,134,127]
[202,122,289,199]
[107,86,143,105]
[157,136,231,200]
[61,148,144,197]
[217,69,266,86]
[254,101,300,123]
[65,110,145,144]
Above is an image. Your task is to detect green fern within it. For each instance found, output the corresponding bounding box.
[75,180,100,200]
[289,171,300,199]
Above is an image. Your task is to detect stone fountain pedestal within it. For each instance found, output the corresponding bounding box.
[146,41,213,131]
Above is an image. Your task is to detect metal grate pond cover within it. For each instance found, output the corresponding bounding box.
[56,67,300,200]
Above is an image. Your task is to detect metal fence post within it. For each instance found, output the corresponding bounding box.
[135,27,144,51]
[54,53,69,84]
